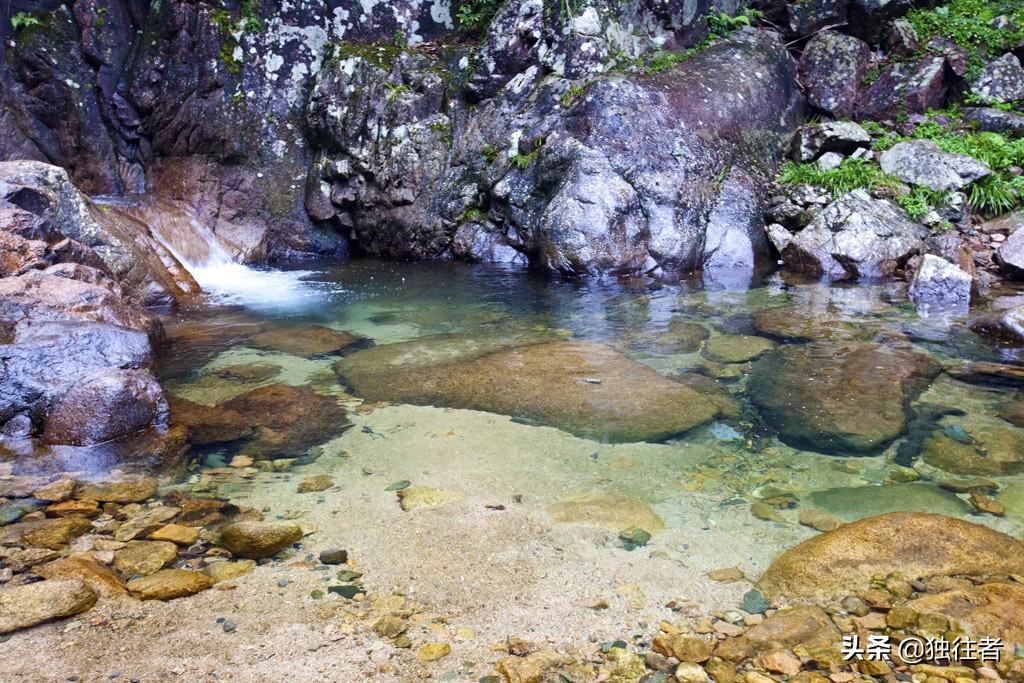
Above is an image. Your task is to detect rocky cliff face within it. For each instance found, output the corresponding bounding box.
[0,0,800,277]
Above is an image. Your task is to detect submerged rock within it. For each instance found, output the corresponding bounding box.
[397,487,464,512]
[167,396,254,446]
[751,305,868,342]
[0,579,97,634]
[338,341,722,442]
[748,342,940,454]
[781,190,929,279]
[700,335,776,364]
[219,384,349,459]
[757,512,1024,600]
[548,492,665,533]
[217,521,303,559]
[75,477,158,504]
[907,582,1024,645]
[250,326,371,358]
[802,483,970,522]
[921,418,1024,476]
[33,557,127,599]
[126,569,213,601]
[113,540,178,577]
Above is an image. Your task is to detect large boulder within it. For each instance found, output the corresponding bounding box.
[218,521,303,559]
[855,55,950,121]
[964,107,1024,138]
[879,140,991,192]
[995,226,1024,278]
[908,254,972,307]
[780,190,929,278]
[42,369,168,446]
[797,32,872,119]
[757,513,1024,600]
[747,342,941,454]
[0,579,97,634]
[792,121,872,162]
[336,341,723,443]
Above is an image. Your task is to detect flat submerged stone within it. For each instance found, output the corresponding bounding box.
[336,341,721,443]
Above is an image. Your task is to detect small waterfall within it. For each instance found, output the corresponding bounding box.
[96,197,336,310]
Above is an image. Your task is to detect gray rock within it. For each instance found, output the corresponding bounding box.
[855,55,950,121]
[908,254,972,307]
[786,0,848,37]
[848,0,912,44]
[798,31,872,119]
[794,122,872,162]
[964,107,1024,138]
[781,190,929,278]
[879,140,991,191]
[766,224,794,253]
[996,224,1024,278]
[817,152,845,171]
[883,19,921,56]
[971,53,1024,104]
[765,202,813,231]
[702,169,771,271]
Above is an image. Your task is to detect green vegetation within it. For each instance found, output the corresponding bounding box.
[779,112,1024,221]
[632,5,763,75]
[706,6,763,34]
[456,0,503,34]
[10,12,42,30]
[482,145,499,163]
[906,0,1024,81]
[558,83,587,108]
[512,148,541,169]
[210,1,262,75]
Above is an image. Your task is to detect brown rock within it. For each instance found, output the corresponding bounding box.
[126,569,213,600]
[907,582,1024,645]
[707,567,747,583]
[2,517,94,550]
[715,605,840,662]
[251,325,370,358]
[33,556,127,598]
[0,579,97,633]
[148,524,200,546]
[970,493,1005,516]
[166,396,254,446]
[374,614,409,638]
[756,651,802,676]
[31,479,77,502]
[757,513,1024,600]
[797,509,843,532]
[75,477,158,504]
[202,560,256,583]
[217,521,303,559]
[494,650,567,683]
[45,499,101,518]
[113,540,178,577]
[653,634,716,662]
[3,548,60,572]
[297,475,335,494]
[113,505,180,542]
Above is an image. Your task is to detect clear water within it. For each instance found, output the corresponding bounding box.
[156,259,1024,537]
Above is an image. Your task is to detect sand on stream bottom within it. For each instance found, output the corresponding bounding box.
[1,405,912,682]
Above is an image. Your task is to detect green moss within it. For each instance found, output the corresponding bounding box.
[329,43,406,70]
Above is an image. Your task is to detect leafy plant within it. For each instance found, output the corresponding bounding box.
[906,0,1024,80]
[707,6,763,34]
[456,0,502,34]
[482,145,499,163]
[10,12,41,30]
[559,83,586,108]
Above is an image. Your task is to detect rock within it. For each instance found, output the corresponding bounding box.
[297,475,335,494]
[31,479,77,503]
[397,486,464,512]
[793,122,872,163]
[969,493,1005,516]
[964,108,1024,138]
[785,0,847,37]
[202,560,256,584]
[33,557,127,598]
[494,649,567,683]
[971,53,1024,104]
[618,527,652,551]
[167,396,254,446]
[418,643,451,662]
[548,492,664,533]
[715,605,839,662]
[148,524,200,546]
[3,549,60,573]
[217,521,303,559]
[653,634,715,663]
[676,662,710,683]
[75,477,158,504]
[880,140,991,192]
[797,509,844,532]
[1,517,93,550]
[751,305,867,342]
[798,32,872,119]
[908,255,972,307]
[0,579,97,633]
[218,384,349,460]
[318,548,348,565]
[848,0,912,44]
[756,651,802,676]
[41,368,167,446]
[782,191,929,279]
[113,505,180,542]
[969,306,1024,344]
[250,326,371,358]
[45,499,101,518]
[126,569,213,601]
[113,540,178,577]
[756,512,1024,600]
[996,227,1024,279]
[374,614,408,638]
[741,590,769,615]
[906,582,1024,645]
[765,224,793,253]
[751,503,785,523]
[338,341,722,443]
[701,336,776,364]
[855,55,950,121]
[748,342,940,454]
[802,484,970,522]
[921,419,1024,476]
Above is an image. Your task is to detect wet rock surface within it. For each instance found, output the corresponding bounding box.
[748,342,940,454]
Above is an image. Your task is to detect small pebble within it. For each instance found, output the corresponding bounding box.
[277,578,288,587]
[223,620,237,633]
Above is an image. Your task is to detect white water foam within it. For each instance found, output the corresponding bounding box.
[97,197,338,311]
